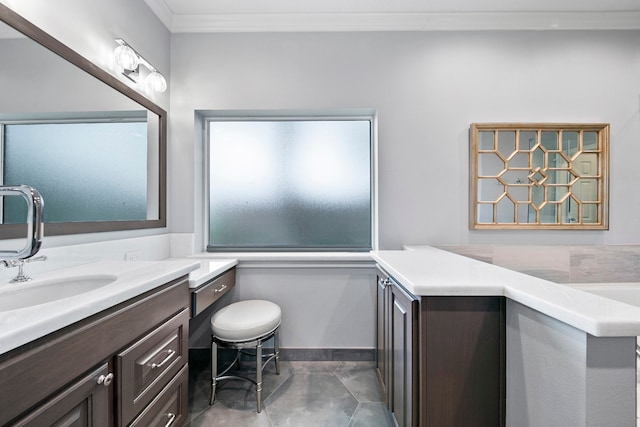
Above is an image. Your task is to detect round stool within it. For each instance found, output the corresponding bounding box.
[210,299,281,413]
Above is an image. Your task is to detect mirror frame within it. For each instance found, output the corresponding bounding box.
[469,122,609,230]
[0,4,166,237]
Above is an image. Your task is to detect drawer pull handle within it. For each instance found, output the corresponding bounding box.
[97,373,114,387]
[151,349,176,369]
[214,284,227,293]
[163,413,176,427]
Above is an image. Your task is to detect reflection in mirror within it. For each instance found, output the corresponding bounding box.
[469,123,609,230]
[3,115,153,223]
[0,5,166,238]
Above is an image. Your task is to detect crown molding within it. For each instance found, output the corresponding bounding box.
[145,9,640,33]
[144,0,174,30]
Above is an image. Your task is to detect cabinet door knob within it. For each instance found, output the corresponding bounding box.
[97,372,114,387]
[163,413,176,427]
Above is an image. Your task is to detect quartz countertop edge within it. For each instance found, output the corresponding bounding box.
[0,259,200,356]
[168,258,238,289]
[372,248,640,337]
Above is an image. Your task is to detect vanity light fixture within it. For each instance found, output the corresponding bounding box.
[114,38,166,93]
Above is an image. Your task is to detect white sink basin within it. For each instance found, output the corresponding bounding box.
[0,275,117,311]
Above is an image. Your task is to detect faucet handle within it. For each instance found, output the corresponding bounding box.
[2,256,46,282]
[2,259,22,268]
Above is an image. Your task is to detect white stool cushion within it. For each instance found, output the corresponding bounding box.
[211,300,281,342]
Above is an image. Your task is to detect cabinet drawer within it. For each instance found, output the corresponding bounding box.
[192,267,236,316]
[117,308,189,426]
[129,365,188,427]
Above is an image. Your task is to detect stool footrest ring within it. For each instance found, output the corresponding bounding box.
[215,374,257,386]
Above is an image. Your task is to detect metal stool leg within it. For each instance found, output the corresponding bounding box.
[274,328,280,375]
[256,340,263,413]
[210,340,218,406]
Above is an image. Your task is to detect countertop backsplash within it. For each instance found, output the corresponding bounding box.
[436,245,640,284]
[0,234,178,283]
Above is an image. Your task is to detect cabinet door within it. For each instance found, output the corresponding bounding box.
[376,275,389,403]
[390,280,418,427]
[422,296,505,427]
[10,363,111,427]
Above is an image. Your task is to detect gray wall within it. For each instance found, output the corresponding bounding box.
[6,3,640,249]
[506,300,636,426]
[189,266,376,349]
[170,30,640,250]
[169,30,640,352]
[0,38,142,113]
[0,0,170,112]
[6,2,640,249]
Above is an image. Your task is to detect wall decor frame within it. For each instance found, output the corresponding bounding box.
[469,123,609,230]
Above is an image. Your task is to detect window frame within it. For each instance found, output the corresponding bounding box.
[204,111,378,253]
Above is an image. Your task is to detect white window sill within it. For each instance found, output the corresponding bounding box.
[188,251,374,269]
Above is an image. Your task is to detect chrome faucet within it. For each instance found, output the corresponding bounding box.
[0,185,45,282]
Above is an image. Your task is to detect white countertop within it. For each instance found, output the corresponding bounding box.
[177,258,238,288]
[372,247,640,337]
[0,259,200,355]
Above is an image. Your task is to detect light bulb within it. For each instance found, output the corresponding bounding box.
[114,44,139,71]
[146,71,167,92]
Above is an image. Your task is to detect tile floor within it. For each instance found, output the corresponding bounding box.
[187,353,640,426]
[186,355,395,427]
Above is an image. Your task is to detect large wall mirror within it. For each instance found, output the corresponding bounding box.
[469,123,609,230]
[0,4,166,240]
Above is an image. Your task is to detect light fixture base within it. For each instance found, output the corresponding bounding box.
[121,67,139,83]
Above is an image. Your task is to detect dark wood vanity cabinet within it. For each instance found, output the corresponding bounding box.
[0,276,191,427]
[376,268,506,427]
[377,273,419,427]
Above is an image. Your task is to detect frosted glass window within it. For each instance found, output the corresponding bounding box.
[208,119,372,251]
[3,121,147,223]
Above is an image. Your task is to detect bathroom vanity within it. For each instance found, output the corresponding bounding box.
[373,248,640,427]
[376,267,504,427]
[0,260,199,426]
